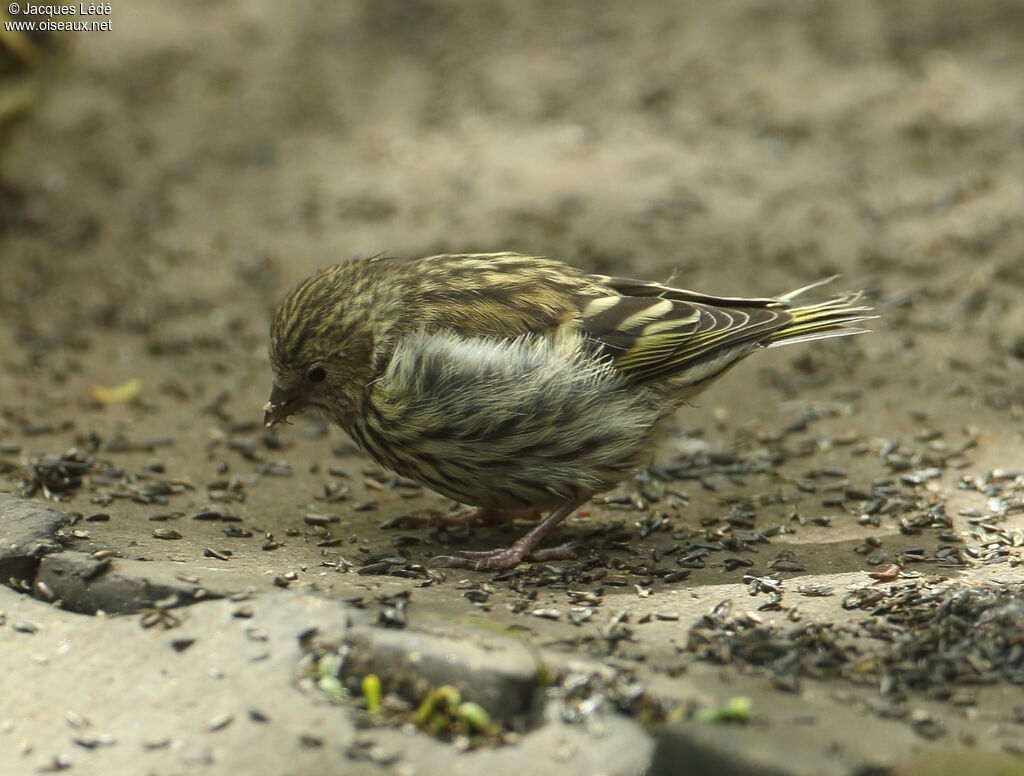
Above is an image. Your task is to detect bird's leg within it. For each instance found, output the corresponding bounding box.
[435,497,588,571]
[381,507,542,530]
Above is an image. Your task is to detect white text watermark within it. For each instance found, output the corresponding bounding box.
[5,3,112,32]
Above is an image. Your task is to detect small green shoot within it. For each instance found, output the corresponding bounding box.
[696,696,752,723]
[361,674,382,716]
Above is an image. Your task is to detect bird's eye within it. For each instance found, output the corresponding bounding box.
[307,366,327,383]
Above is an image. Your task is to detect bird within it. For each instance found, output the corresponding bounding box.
[264,252,874,570]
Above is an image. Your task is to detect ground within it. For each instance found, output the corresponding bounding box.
[2,2,1024,775]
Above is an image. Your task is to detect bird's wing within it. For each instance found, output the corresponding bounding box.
[587,273,783,307]
[578,293,792,385]
[580,273,875,386]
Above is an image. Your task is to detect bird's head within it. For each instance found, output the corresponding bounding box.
[265,266,375,428]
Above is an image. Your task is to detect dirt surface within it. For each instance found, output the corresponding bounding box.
[2,2,1024,774]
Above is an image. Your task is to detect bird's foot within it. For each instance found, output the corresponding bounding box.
[434,541,578,571]
[381,507,541,530]
[433,497,587,570]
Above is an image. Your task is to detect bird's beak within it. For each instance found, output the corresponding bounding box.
[263,384,303,428]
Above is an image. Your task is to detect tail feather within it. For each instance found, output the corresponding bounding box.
[768,291,876,349]
[587,273,876,387]
[775,275,841,302]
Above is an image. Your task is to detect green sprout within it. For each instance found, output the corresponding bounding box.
[361,674,382,716]
[696,696,752,723]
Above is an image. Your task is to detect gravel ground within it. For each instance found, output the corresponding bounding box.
[2,2,1023,774]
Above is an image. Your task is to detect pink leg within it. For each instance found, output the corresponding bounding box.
[434,497,587,571]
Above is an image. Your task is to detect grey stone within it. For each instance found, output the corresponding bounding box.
[0,586,653,776]
[650,723,804,776]
[0,493,70,582]
[0,587,357,776]
[36,551,266,614]
[649,718,904,776]
[342,625,545,722]
[367,703,655,776]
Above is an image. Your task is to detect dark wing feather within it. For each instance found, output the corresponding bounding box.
[587,273,784,308]
[579,293,794,385]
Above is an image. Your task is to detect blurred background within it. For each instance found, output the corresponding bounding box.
[1,0,1022,449]
[3,7,1024,770]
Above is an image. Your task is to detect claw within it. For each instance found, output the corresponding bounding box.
[430,497,588,571]
[433,541,579,571]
